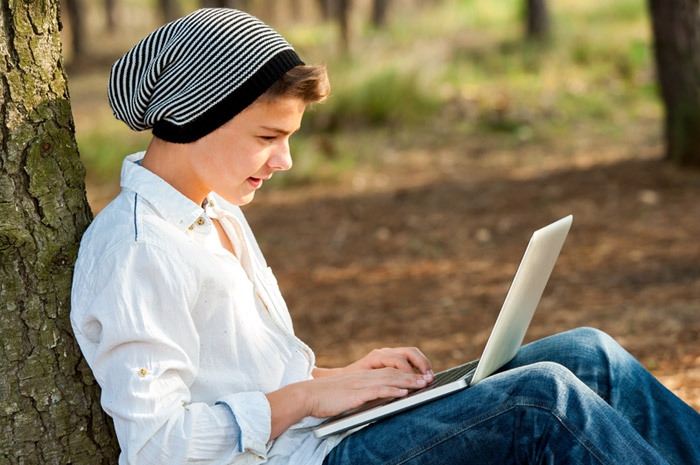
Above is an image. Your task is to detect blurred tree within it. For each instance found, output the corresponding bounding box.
[317,0,334,20]
[338,0,352,53]
[290,0,302,20]
[62,0,87,62]
[372,0,390,27]
[105,0,116,32]
[0,1,119,463]
[159,0,180,23]
[201,0,250,9]
[315,0,353,53]
[647,0,700,166]
[525,0,550,40]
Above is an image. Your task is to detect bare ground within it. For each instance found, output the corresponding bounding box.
[234,127,700,411]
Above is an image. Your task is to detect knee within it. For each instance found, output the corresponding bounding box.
[568,326,614,346]
[529,360,576,378]
[521,327,624,371]
[522,361,572,381]
[508,362,595,408]
[563,327,626,366]
[560,327,639,395]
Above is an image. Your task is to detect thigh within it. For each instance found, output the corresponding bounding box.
[504,327,700,465]
[324,361,668,465]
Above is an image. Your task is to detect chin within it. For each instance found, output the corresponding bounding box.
[229,193,256,207]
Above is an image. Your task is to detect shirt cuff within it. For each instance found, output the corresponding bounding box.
[216,391,272,460]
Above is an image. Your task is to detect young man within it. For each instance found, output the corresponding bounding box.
[71,8,700,465]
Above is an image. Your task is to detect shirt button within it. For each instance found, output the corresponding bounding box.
[188,224,194,231]
[138,369,147,377]
[196,217,205,226]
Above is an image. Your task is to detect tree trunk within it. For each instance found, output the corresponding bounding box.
[0,1,119,463]
[229,0,251,10]
[64,0,87,61]
[338,0,352,54]
[200,0,251,10]
[372,0,390,28]
[317,0,334,20]
[158,0,180,23]
[104,0,116,32]
[647,0,700,166]
[525,0,550,40]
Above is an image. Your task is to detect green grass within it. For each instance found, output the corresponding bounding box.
[308,64,443,130]
[76,127,151,183]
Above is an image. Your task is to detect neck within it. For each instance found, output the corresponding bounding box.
[140,137,208,205]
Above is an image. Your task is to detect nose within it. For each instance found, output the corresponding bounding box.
[268,140,293,171]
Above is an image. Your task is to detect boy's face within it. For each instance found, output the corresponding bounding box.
[188,96,305,205]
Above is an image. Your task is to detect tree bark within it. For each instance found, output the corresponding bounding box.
[0,1,119,463]
[525,0,550,40]
[647,0,700,166]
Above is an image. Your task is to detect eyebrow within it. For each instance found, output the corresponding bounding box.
[260,125,300,136]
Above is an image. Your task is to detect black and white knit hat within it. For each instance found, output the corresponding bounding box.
[108,8,304,143]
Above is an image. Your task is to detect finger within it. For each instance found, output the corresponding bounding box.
[352,384,411,405]
[372,367,430,390]
[373,351,416,374]
[346,368,426,391]
[361,349,414,374]
[368,385,410,400]
[389,347,434,376]
[332,385,405,413]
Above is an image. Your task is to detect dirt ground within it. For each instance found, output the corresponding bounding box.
[224,124,700,411]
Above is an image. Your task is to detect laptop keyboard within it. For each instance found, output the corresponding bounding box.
[403,359,479,398]
[431,359,479,386]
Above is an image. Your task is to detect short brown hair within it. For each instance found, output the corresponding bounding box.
[261,64,330,104]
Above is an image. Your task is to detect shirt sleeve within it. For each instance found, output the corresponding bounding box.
[71,241,272,465]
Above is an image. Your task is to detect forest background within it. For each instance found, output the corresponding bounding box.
[65,0,700,409]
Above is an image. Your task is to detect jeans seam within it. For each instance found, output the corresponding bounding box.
[382,397,612,465]
[381,401,514,465]
[591,387,610,404]
[512,397,613,465]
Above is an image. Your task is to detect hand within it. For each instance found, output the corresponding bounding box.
[267,347,434,440]
[303,367,434,418]
[343,347,434,377]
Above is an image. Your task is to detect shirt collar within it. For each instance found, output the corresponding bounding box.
[120,152,204,232]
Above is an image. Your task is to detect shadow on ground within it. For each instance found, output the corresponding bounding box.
[245,157,700,409]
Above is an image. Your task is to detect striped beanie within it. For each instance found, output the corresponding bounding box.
[108,8,304,143]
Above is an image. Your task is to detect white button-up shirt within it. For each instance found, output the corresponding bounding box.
[71,153,345,465]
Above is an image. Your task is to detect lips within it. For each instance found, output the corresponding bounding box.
[247,177,263,189]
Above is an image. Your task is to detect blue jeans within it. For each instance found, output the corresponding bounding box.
[323,327,700,465]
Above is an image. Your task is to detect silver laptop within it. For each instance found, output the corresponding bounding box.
[313,215,573,438]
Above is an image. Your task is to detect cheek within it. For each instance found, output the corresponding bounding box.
[199,140,269,179]
[241,147,272,172]
[191,151,236,188]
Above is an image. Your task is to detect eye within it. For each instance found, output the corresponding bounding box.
[259,135,276,142]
